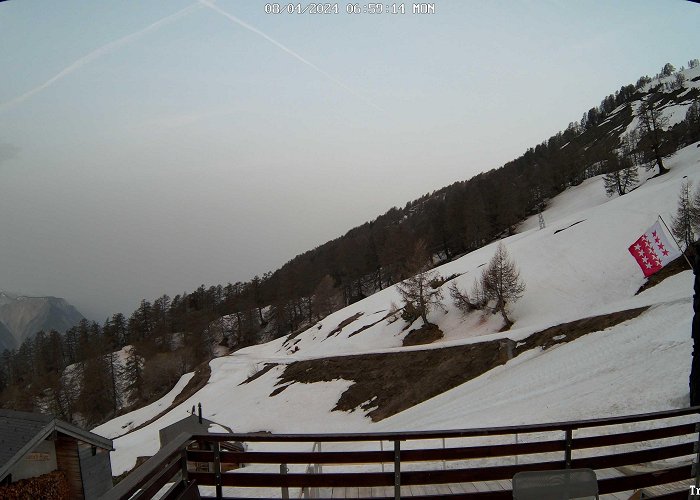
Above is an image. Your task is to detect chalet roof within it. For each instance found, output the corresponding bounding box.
[0,409,113,482]
[159,413,234,447]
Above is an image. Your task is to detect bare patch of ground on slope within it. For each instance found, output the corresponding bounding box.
[402,323,444,346]
[240,363,278,384]
[635,254,691,295]
[326,312,364,338]
[513,306,648,354]
[274,306,648,422]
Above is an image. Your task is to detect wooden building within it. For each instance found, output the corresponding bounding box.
[0,409,114,500]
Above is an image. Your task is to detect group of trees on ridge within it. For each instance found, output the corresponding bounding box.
[395,238,525,332]
[1,61,700,428]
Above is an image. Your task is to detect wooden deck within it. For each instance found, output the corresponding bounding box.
[197,464,695,499]
[640,477,694,497]
[304,468,635,499]
[197,460,695,499]
[318,487,635,500]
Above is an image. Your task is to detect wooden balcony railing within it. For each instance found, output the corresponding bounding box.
[100,406,700,500]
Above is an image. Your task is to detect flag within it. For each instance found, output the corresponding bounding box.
[628,221,682,277]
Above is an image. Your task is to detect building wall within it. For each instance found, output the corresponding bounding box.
[55,436,84,500]
[8,440,57,482]
[78,442,112,500]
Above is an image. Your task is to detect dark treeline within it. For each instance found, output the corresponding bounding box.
[1,62,699,428]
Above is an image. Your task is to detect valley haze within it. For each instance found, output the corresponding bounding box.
[1,1,699,320]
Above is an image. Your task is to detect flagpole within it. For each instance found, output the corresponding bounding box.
[658,214,694,270]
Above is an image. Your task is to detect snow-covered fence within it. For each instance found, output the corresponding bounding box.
[100,406,700,499]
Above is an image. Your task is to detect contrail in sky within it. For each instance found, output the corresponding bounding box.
[197,0,383,111]
[0,4,199,113]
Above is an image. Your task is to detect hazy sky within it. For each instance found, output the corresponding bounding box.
[1,1,698,320]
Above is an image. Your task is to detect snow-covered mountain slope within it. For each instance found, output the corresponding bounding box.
[95,140,700,476]
[0,291,84,349]
[624,64,700,135]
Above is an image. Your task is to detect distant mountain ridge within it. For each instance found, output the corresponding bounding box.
[0,291,84,351]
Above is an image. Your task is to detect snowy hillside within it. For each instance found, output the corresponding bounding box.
[633,64,700,130]
[95,140,700,476]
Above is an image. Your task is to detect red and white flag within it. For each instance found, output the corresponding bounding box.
[628,221,682,277]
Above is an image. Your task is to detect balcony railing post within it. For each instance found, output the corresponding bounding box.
[380,440,385,473]
[214,441,222,500]
[393,440,401,500]
[281,463,289,500]
[695,422,700,488]
[564,429,573,469]
[442,437,446,471]
[180,448,189,482]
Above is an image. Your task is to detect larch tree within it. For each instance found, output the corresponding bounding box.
[603,147,638,197]
[636,95,670,175]
[124,345,145,404]
[693,186,700,235]
[396,240,445,326]
[101,318,123,413]
[311,274,338,322]
[674,72,686,90]
[76,353,114,426]
[480,242,526,329]
[449,281,483,315]
[686,100,700,143]
[603,133,639,196]
[672,180,697,248]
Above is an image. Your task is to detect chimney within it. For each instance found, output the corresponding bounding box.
[198,402,202,424]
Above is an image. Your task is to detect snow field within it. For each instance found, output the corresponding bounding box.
[98,141,700,476]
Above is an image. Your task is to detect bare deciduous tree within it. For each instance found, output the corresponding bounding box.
[603,151,638,197]
[311,274,339,321]
[637,96,670,175]
[396,240,445,325]
[480,242,526,329]
[448,281,483,315]
[671,180,698,248]
[686,100,700,143]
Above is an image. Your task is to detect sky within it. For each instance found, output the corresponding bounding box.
[0,0,699,321]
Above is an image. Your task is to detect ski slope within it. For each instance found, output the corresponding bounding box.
[95,141,700,476]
